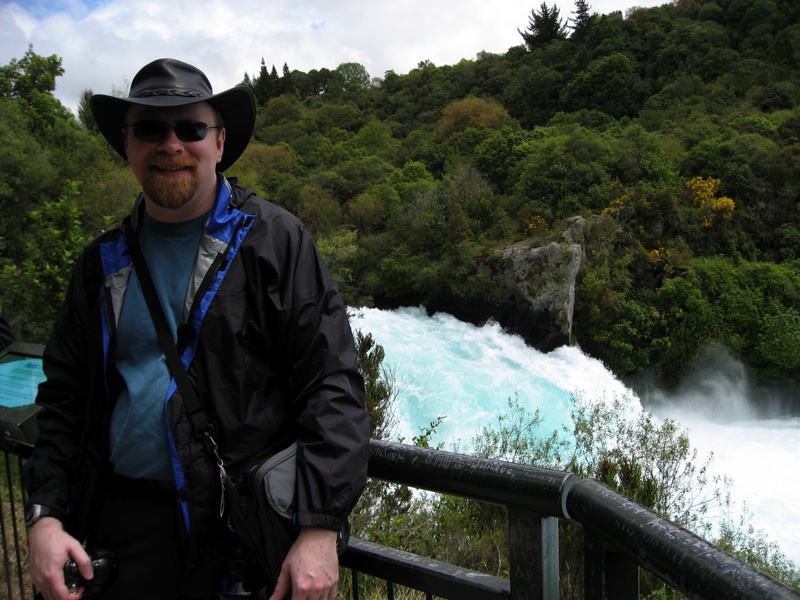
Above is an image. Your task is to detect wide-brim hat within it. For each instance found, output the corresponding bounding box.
[90,58,255,172]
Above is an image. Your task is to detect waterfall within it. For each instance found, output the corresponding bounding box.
[353,306,800,567]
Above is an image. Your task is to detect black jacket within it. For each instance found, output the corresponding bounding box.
[23,176,369,549]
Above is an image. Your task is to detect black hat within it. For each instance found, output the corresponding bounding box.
[90,58,255,172]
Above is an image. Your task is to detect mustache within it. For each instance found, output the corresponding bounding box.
[150,156,199,169]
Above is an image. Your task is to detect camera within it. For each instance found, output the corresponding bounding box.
[64,549,117,596]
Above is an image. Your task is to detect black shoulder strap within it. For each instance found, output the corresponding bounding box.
[124,223,213,439]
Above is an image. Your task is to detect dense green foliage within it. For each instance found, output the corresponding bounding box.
[3,1,800,397]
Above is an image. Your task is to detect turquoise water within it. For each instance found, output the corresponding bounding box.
[352,306,636,447]
[353,306,800,567]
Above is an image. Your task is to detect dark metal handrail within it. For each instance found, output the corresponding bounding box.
[568,478,798,599]
[366,438,577,518]
[341,440,800,600]
[2,441,799,600]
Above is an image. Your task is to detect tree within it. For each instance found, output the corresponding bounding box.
[0,181,92,341]
[568,0,595,38]
[316,228,365,305]
[295,68,328,97]
[229,142,298,197]
[437,98,513,139]
[560,52,643,118]
[518,3,568,50]
[259,94,304,126]
[353,330,399,441]
[0,44,63,101]
[313,102,367,134]
[280,62,293,94]
[334,62,371,95]
[387,161,435,202]
[296,183,342,238]
[253,58,275,105]
[0,45,70,134]
[502,61,564,127]
[77,88,98,134]
[0,98,60,260]
[756,307,800,370]
[473,126,526,190]
[686,176,735,229]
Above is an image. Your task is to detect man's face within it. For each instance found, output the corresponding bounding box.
[124,102,225,212]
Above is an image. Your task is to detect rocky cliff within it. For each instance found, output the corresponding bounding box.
[423,217,586,353]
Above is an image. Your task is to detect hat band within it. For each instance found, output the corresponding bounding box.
[136,89,205,98]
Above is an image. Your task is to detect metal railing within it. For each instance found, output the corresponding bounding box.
[2,450,30,600]
[2,442,799,599]
[339,440,800,600]
[1,342,40,600]
[1,340,799,599]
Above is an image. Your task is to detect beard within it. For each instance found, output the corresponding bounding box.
[141,158,201,210]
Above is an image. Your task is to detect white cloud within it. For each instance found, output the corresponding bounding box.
[0,0,669,113]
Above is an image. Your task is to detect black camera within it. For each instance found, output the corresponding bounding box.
[64,549,117,596]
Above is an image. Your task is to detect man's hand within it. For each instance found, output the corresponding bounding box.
[28,517,92,599]
[269,527,339,600]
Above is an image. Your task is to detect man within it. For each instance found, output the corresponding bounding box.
[23,58,369,600]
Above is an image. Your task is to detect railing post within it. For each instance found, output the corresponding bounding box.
[583,532,639,600]
[508,508,559,600]
[350,569,360,600]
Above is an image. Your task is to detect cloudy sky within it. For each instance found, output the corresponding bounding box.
[1,0,668,113]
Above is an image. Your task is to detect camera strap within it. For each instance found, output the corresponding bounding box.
[124,221,228,517]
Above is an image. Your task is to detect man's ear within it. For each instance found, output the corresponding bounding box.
[216,128,226,164]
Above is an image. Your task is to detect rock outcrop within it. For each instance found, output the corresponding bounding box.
[424,217,585,352]
[495,231,582,349]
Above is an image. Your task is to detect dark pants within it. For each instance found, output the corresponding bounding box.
[85,475,228,600]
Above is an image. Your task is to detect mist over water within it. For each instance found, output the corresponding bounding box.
[353,306,800,567]
[635,343,794,422]
[636,345,800,568]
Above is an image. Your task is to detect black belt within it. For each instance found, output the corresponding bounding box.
[108,473,176,498]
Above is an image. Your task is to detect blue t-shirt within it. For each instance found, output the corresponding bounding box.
[109,211,207,480]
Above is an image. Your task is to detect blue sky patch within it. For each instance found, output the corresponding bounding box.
[5,0,111,19]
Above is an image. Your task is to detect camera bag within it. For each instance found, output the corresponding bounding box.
[222,446,299,585]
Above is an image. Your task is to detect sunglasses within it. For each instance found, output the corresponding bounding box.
[125,120,221,143]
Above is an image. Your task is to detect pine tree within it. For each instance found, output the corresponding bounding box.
[253,58,272,105]
[518,2,568,50]
[270,66,280,91]
[77,89,98,134]
[569,0,594,39]
[280,62,293,94]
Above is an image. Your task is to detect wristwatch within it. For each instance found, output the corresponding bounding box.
[25,504,61,528]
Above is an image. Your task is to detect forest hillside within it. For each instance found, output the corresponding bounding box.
[2,0,800,410]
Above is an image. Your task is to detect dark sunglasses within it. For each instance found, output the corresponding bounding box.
[125,120,220,143]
